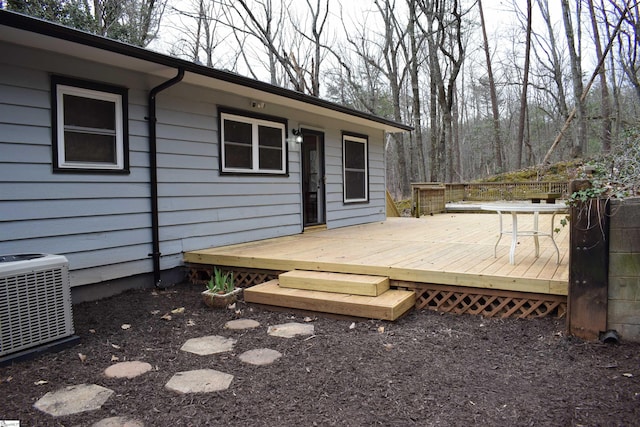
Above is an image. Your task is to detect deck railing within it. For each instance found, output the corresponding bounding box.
[411,183,446,217]
[446,182,570,202]
[411,181,570,216]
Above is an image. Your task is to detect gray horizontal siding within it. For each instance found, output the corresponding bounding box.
[152,85,303,257]
[4,213,149,240]
[2,199,150,221]
[70,258,152,286]
[1,41,394,290]
[321,127,386,228]
[0,52,154,286]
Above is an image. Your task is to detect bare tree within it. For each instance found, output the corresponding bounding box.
[405,0,426,182]
[420,0,467,182]
[217,0,329,95]
[373,0,411,194]
[94,0,166,47]
[530,0,574,162]
[477,0,504,172]
[170,0,225,67]
[287,0,330,96]
[218,0,285,86]
[587,0,612,153]
[542,2,630,164]
[514,0,533,168]
[560,0,587,158]
[613,1,640,103]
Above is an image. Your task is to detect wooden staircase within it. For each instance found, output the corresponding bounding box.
[244,270,415,321]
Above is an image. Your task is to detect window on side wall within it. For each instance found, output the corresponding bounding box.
[219,110,287,175]
[51,76,129,173]
[342,133,369,203]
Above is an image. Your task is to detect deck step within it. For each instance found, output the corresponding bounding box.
[244,280,415,321]
[278,270,390,296]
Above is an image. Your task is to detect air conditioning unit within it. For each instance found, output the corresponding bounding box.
[0,254,75,359]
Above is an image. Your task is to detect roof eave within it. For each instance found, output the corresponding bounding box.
[0,10,413,133]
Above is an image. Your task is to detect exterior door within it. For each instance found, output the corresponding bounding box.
[301,130,325,227]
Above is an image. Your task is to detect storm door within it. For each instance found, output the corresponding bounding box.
[301,130,325,227]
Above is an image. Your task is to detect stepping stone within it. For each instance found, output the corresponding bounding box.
[104,361,152,379]
[34,384,114,417]
[239,348,282,366]
[165,369,234,394]
[267,322,314,338]
[225,318,260,330]
[180,335,236,356]
[92,416,144,427]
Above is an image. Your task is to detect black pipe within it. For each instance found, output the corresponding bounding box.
[148,69,184,287]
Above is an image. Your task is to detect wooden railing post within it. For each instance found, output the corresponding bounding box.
[568,183,610,340]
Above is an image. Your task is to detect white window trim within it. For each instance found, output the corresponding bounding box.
[220,112,286,174]
[342,134,369,203]
[55,84,125,170]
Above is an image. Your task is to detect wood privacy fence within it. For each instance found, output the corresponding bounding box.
[411,181,570,216]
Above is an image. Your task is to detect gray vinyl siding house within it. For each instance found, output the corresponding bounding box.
[0,11,410,301]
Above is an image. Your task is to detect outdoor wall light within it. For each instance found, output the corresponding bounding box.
[291,128,303,144]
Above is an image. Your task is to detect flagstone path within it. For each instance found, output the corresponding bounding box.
[32,320,315,426]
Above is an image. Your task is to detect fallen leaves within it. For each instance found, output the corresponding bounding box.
[78,353,87,363]
[159,307,186,321]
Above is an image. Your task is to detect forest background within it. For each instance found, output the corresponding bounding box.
[5,0,640,199]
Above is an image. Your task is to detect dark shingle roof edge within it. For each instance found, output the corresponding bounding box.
[0,10,412,133]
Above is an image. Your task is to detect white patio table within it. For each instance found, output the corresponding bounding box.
[480,202,569,265]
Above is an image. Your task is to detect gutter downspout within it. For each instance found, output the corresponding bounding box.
[148,68,184,288]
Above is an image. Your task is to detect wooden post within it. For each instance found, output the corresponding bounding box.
[568,185,610,340]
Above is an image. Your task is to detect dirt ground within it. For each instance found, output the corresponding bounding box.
[1,282,639,426]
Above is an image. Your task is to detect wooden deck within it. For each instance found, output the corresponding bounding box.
[184,213,569,296]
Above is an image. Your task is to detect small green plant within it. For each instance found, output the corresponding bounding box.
[554,215,571,234]
[206,267,234,294]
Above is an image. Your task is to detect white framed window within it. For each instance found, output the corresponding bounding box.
[342,133,369,203]
[220,110,287,175]
[52,76,129,173]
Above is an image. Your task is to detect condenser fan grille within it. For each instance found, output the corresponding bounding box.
[0,255,74,357]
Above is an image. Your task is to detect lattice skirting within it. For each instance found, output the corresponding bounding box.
[186,264,281,288]
[395,281,566,319]
[186,264,566,319]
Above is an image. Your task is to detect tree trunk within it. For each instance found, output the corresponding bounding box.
[477,0,504,173]
[515,0,532,169]
[407,0,426,182]
[588,0,612,153]
[538,0,572,158]
[561,0,587,158]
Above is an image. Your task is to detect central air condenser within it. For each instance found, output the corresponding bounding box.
[0,254,75,358]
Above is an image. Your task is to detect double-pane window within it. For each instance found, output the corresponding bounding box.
[220,112,286,174]
[52,77,128,172]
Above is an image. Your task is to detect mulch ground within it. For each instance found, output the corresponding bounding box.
[1,281,639,426]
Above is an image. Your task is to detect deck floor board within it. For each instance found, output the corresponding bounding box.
[184,215,569,295]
